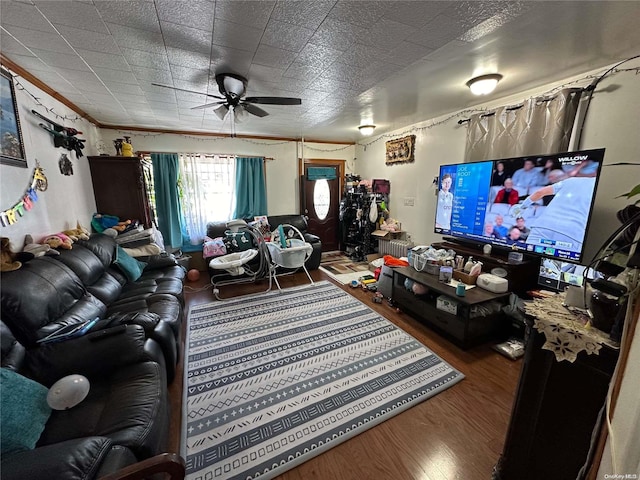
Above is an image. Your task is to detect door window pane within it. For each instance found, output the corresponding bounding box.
[313,179,330,220]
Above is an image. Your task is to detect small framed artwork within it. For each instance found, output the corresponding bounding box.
[385,135,415,165]
[1,67,27,168]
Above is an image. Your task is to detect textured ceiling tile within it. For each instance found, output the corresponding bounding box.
[33,1,109,34]
[283,62,324,80]
[309,17,365,50]
[132,66,173,84]
[93,67,138,85]
[261,19,314,52]
[382,41,432,67]
[383,1,453,28]
[166,47,211,70]
[170,65,211,85]
[1,1,56,33]
[111,91,148,104]
[444,1,510,30]
[0,33,36,57]
[174,86,209,102]
[53,24,120,54]
[2,25,76,55]
[214,0,276,29]
[30,48,89,70]
[211,18,263,52]
[337,43,386,68]
[94,1,161,32]
[410,14,467,48]
[36,73,80,94]
[140,83,179,96]
[82,92,117,104]
[52,68,98,83]
[76,50,131,71]
[6,55,53,75]
[252,44,294,70]
[295,43,343,68]
[355,17,417,50]
[121,48,170,70]
[327,1,388,28]
[106,83,144,96]
[156,0,214,31]
[160,21,212,55]
[210,46,254,76]
[271,0,336,30]
[73,82,112,95]
[247,64,285,83]
[106,23,166,54]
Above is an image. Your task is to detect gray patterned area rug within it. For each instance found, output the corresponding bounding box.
[183,281,464,480]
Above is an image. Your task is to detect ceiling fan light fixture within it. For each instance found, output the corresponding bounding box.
[213,104,229,121]
[466,74,503,95]
[358,124,376,136]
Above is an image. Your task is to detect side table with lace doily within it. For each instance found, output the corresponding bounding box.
[493,292,620,480]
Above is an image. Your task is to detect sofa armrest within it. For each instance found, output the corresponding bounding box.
[98,453,185,480]
[1,437,114,480]
[304,233,320,243]
[24,325,151,387]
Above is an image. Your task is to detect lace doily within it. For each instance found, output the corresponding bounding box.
[525,293,618,362]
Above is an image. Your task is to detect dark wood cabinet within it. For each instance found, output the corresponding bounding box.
[88,156,154,228]
[392,266,510,348]
[494,321,619,479]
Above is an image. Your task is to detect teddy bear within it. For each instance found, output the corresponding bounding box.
[43,232,73,250]
[1,237,23,272]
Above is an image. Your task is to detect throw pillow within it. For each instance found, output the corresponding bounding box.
[114,245,147,282]
[0,369,52,454]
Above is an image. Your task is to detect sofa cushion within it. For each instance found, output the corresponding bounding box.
[0,369,51,454]
[114,246,147,282]
[37,361,168,459]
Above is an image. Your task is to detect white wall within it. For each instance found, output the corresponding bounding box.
[355,63,640,264]
[0,76,100,248]
[98,129,355,217]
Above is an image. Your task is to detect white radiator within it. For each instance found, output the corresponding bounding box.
[378,238,414,258]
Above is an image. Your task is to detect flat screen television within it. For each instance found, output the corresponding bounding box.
[434,148,605,263]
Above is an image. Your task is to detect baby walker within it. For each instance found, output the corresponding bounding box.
[209,220,272,300]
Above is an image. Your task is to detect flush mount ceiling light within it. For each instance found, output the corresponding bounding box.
[358,124,376,136]
[466,74,503,95]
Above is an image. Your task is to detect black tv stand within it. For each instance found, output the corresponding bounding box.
[433,240,540,294]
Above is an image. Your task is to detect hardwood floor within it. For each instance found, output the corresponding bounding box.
[170,268,522,480]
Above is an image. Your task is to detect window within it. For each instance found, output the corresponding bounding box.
[180,154,235,244]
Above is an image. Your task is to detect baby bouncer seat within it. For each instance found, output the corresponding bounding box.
[267,224,314,291]
[209,220,272,299]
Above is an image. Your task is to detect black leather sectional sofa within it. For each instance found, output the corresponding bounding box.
[0,234,186,479]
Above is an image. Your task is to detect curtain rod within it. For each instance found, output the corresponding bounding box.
[137,151,274,161]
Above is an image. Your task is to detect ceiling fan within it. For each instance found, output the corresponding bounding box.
[153,73,302,134]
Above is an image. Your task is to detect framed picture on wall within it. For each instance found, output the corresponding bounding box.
[1,67,27,168]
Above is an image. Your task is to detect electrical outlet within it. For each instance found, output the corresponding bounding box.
[404,197,415,207]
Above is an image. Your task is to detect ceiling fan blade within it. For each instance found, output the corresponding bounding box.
[151,83,224,99]
[241,103,269,118]
[191,101,226,110]
[244,96,302,105]
[213,104,229,121]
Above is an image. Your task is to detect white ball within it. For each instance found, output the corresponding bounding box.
[47,374,90,410]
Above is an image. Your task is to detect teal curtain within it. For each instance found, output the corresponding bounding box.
[233,157,267,218]
[151,153,186,249]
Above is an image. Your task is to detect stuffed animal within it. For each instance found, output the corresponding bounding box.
[23,234,55,257]
[112,219,131,232]
[63,222,90,241]
[43,233,73,250]
[1,237,22,272]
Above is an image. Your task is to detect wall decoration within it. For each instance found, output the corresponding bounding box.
[0,67,27,168]
[385,135,415,165]
[58,153,73,176]
[33,109,86,157]
[1,163,48,227]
